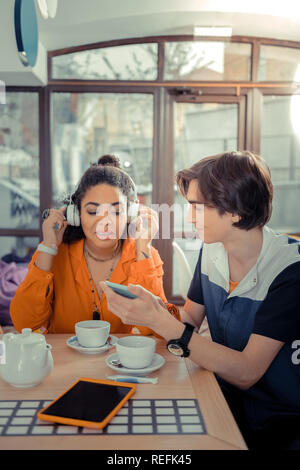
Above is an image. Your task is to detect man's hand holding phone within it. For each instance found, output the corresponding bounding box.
[100,281,172,333]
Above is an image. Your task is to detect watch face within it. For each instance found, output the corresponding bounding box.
[167,343,183,356]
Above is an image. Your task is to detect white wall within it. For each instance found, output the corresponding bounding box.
[0,1,47,86]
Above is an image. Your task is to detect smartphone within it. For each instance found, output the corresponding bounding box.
[105,281,138,299]
[37,377,136,429]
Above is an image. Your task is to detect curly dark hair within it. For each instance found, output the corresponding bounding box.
[176,150,273,230]
[63,154,137,244]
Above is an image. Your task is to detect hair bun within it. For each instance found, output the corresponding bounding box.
[97,154,121,169]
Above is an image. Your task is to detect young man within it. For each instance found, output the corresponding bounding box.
[101,151,300,450]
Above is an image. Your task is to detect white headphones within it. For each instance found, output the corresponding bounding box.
[66,202,81,227]
[127,200,139,221]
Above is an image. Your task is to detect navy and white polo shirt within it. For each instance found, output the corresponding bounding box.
[187,226,300,430]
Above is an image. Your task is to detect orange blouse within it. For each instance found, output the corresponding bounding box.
[10,238,179,335]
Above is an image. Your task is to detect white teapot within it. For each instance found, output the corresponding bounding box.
[0,328,53,388]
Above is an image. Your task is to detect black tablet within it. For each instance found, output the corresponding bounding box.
[38,377,136,429]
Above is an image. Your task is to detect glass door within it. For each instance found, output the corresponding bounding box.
[171,94,246,300]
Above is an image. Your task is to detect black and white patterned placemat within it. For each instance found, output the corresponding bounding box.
[0,399,207,436]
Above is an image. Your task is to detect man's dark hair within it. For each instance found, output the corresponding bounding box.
[176,150,273,230]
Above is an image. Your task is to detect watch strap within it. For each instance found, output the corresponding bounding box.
[37,243,58,256]
[181,322,195,346]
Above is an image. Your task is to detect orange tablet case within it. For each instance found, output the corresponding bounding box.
[37,377,137,429]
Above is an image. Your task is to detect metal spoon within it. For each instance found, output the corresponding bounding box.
[111,359,124,368]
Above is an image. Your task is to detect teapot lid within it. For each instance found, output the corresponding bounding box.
[18,328,46,345]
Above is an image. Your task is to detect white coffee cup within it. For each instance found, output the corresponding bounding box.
[116,336,156,369]
[75,320,110,348]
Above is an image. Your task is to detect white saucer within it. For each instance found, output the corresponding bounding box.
[106,352,165,376]
[66,335,117,354]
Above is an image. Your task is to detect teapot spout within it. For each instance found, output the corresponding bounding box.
[33,342,53,370]
[43,344,52,368]
[36,342,53,382]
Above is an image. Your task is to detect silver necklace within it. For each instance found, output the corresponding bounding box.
[85,245,120,262]
[84,241,121,320]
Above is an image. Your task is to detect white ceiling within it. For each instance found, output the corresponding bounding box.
[1,0,300,85]
[39,0,300,50]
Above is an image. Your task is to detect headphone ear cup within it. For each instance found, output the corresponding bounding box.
[127,202,139,222]
[66,204,81,227]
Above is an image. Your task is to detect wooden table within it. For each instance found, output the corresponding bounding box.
[0,334,247,450]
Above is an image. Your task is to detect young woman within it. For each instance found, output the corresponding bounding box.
[10,154,179,335]
[101,151,300,450]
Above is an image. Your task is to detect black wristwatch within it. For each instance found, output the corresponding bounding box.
[167,323,195,358]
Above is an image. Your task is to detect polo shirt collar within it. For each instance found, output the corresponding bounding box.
[210,227,270,298]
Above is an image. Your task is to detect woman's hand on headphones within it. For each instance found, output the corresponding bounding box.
[42,207,68,247]
[135,206,159,245]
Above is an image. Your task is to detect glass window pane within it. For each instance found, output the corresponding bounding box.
[173,101,239,296]
[174,101,238,174]
[52,43,158,80]
[258,45,300,81]
[261,95,300,232]
[51,93,153,205]
[164,41,251,81]
[0,92,39,229]
[0,236,38,260]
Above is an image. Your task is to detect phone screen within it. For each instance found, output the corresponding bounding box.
[39,380,133,423]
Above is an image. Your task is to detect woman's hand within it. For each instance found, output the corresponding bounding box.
[42,207,68,247]
[133,206,158,244]
[131,206,159,260]
[100,282,169,331]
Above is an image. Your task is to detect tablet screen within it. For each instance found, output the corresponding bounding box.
[40,379,133,423]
